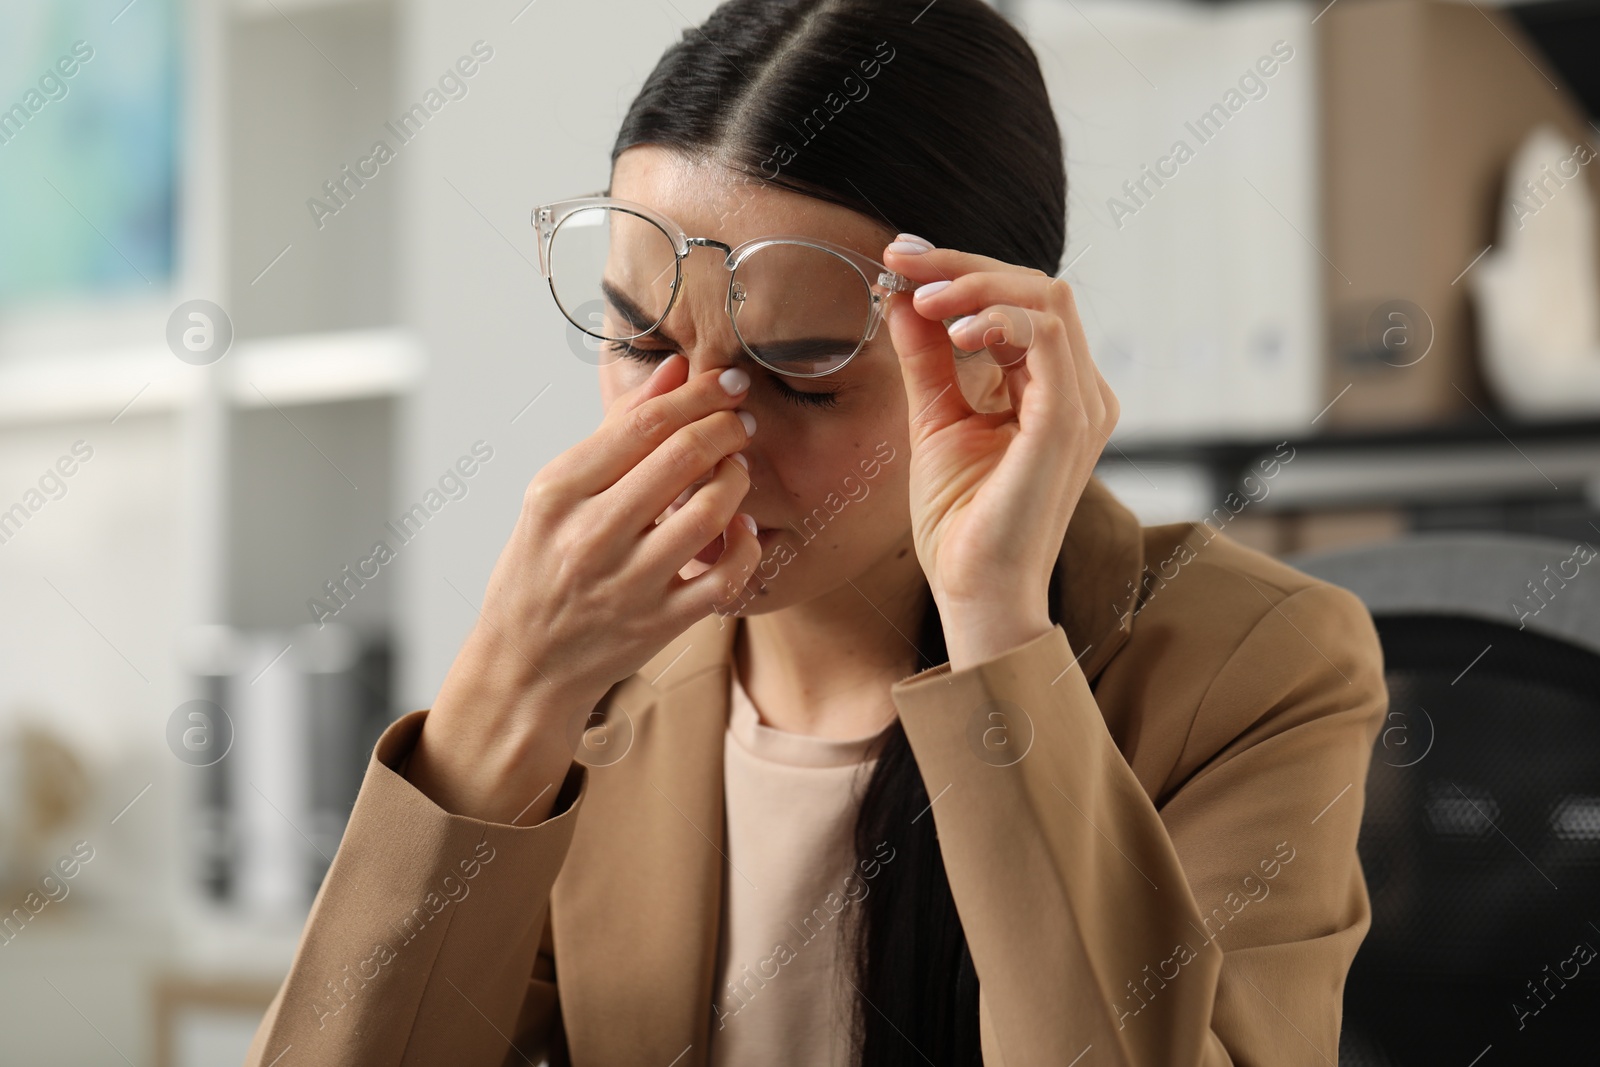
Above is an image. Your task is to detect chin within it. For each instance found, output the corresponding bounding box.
[677,530,818,617]
[675,524,786,583]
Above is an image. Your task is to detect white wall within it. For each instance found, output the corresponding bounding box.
[228,0,399,337]
[395,0,721,712]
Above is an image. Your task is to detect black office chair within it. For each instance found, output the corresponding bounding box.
[1290,533,1600,1066]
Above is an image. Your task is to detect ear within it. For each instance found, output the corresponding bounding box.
[954,349,1010,414]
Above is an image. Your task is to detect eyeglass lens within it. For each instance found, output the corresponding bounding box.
[547,205,875,377]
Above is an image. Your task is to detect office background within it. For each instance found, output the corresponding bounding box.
[1,0,1598,1063]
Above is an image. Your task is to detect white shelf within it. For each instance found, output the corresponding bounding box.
[233,0,388,15]
[0,327,423,426]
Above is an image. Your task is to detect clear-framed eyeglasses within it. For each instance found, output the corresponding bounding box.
[532,193,916,378]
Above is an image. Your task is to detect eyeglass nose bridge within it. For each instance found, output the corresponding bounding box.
[678,236,747,321]
[684,236,734,256]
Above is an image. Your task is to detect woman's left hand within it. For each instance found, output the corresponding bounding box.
[882,239,1119,669]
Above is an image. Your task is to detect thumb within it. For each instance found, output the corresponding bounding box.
[887,294,970,440]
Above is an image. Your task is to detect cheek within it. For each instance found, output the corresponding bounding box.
[598,362,650,411]
[760,424,910,524]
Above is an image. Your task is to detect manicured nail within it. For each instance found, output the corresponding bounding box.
[730,451,748,470]
[739,513,758,536]
[652,352,685,379]
[737,410,757,436]
[895,233,934,251]
[886,239,931,255]
[947,314,976,339]
[915,279,951,301]
[719,367,750,394]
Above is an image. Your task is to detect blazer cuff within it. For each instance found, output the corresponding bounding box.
[252,709,587,1063]
[890,621,1074,710]
[373,708,587,827]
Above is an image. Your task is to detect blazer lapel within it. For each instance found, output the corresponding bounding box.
[548,475,1146,1063]
[1057,474,1147,685]
[550,614,739,1066]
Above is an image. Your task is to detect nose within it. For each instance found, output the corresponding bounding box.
[662,244,748,377]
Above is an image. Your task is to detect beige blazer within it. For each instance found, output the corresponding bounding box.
[244,476,1388,1066]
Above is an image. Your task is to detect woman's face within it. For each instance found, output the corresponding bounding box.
[598,145,986,615]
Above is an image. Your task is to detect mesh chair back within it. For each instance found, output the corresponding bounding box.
[1289,534,1600,1065]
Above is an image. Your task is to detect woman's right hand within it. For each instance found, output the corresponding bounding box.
[405,353,763,825]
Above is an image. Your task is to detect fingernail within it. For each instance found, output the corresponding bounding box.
[719,367,750,394]
[894,233,934,252]
[915,279,951,300]
[886,239,930,255]
[652,352,685,379]
[739,513,758,536]
[737,410,757,436]
[730,451,748,470]
[947,314,976,339]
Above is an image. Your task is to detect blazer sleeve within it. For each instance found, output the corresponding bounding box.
[890,582,1387,1067]
[242,708,587,1067]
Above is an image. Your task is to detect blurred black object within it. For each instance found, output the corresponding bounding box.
[186,624,392,909]
[1292,534,1600,1064]
[302,629,393,895]
[1507,0,1600,125]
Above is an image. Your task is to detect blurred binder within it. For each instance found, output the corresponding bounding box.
[1319,0,1600,428]
[186,624,391,915]
[1018,0,1322,442]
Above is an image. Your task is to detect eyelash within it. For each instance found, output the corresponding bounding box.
[604,340,840,409]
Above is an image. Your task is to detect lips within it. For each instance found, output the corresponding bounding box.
[693,533,726,565]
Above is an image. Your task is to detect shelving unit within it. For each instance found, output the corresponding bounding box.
[1110,414,1600,509]
[0,1,409,1063]
[1098,414,1600,557]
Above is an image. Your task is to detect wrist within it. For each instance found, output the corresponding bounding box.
[937,596,1055,671]
[416,634,600,824]
[456,620,610,715]
[408,712,576,825]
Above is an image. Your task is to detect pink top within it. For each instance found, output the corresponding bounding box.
[707,668,892,1066]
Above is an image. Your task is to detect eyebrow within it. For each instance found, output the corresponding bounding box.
[601,280,662,337]
[599,279,863,370]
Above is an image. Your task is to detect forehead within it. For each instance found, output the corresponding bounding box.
[609,145,895,259]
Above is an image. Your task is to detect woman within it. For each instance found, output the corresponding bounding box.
[246,0,1386,1064]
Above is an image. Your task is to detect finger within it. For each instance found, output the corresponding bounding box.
[911,269,1064,328]
[1051,277,1121,434]
[639,451,752,576]
[940,303,1065,441]
[921,272,1109,428]
[887,292,972,441]
[1005,359,1032,416]
[553,364,753,496]
[881,240,1044,284]
[603,406,753,535]
[665,508,764,624]
[978,312,1084,535]
[616,351,689,415]
[950,304,1036,370]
